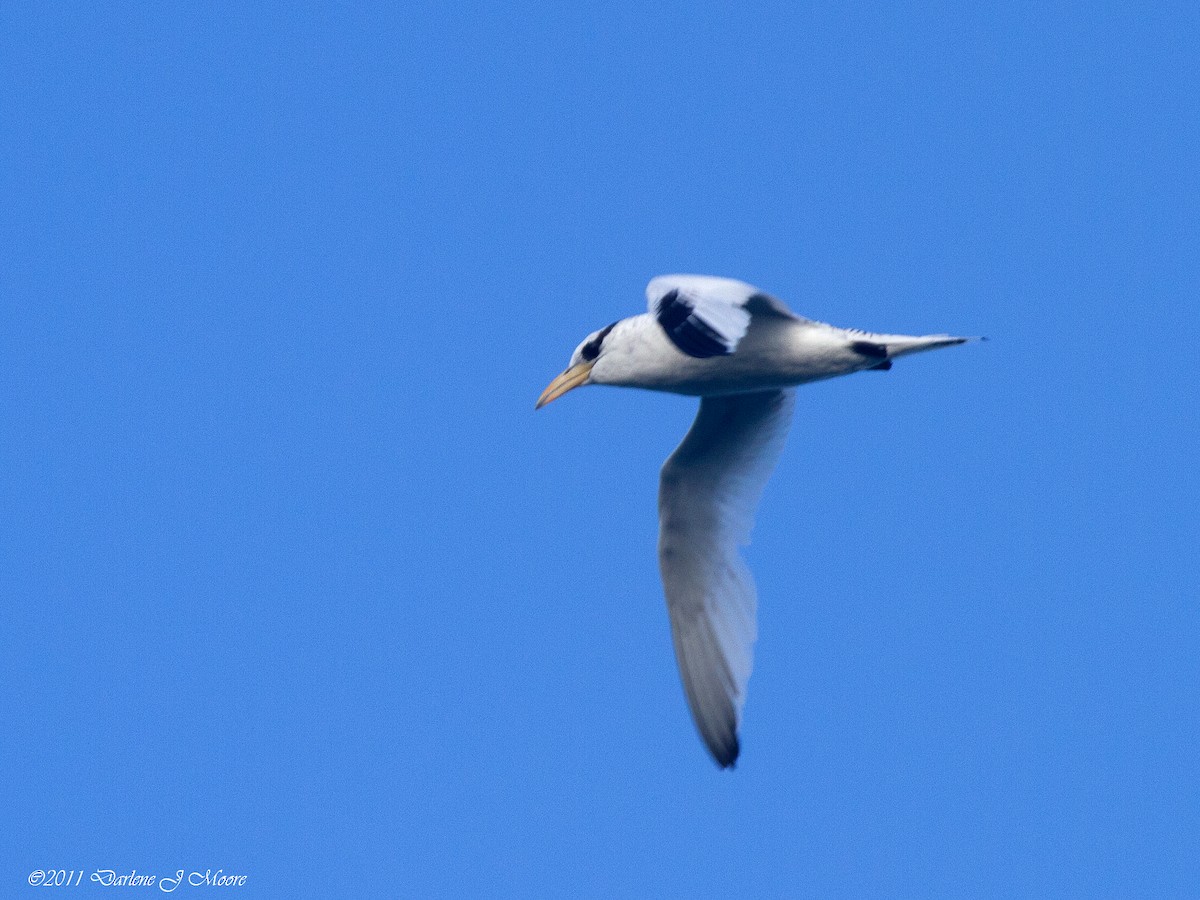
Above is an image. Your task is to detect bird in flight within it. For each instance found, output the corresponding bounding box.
[537,274,975,768]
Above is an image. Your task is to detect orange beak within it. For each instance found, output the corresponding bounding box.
[536,361,594,409]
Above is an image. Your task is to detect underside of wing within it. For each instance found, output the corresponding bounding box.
[646,274,799,360]
[657,389,796,767]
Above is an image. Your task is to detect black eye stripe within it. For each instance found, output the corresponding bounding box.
[581,322,617,361]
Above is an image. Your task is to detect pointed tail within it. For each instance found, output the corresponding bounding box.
[874,333,983,360]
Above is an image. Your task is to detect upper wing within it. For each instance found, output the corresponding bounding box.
[646,274,799,359]
[657,389,796,767]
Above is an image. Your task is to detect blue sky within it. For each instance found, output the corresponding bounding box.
[2,2,1198,896]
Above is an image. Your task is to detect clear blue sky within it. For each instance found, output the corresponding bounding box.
[3,2,1198,896]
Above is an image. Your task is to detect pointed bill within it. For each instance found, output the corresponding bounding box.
[536,361,593,409]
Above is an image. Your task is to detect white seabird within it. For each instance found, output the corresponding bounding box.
[537,274,975,768]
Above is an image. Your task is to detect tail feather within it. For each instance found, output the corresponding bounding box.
[876,333,981,359]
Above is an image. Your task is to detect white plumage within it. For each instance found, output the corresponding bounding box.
[538,274,974,768]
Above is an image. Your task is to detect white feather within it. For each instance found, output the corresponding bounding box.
[657,389,795,767]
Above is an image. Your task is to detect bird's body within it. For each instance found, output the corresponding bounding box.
[586,311,961,397]
[538,274,975,768]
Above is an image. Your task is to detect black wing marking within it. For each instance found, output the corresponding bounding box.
[655,289,735,359]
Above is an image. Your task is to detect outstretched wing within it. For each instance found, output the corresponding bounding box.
[657,389,796,767]
[646,274,799,359]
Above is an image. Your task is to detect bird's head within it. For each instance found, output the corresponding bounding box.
[536,321,619,409]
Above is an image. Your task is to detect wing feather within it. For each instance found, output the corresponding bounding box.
[657,389,795,767]
[646,275,799,359]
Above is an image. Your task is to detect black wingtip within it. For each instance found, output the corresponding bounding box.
[712,736,740,770]
[850,340,889,359]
